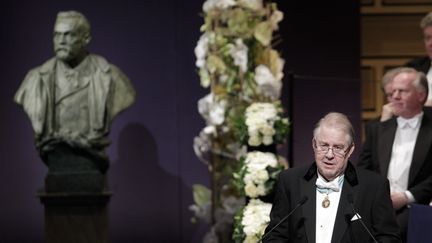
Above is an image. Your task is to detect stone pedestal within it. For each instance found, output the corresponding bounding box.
[43,142,108,193]
[38,191,112,243]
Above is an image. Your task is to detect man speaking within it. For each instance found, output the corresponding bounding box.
[263,112,400,243]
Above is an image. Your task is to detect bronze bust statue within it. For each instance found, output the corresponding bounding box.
[14,11,136,192]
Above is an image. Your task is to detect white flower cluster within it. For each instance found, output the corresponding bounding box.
[195,33,209,69]
[243,151,278,198]
[241,199,272,243]
[245,103,279,147]
[198,93,227,127]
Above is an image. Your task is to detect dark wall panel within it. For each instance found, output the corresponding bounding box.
[277,1,361,166]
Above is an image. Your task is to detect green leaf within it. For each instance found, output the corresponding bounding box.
[232,110,248,144]
[192,184,211,207]
[227,8,251,37]
[198,68,211,88]
[232,206,246,243]
[207,54,226,74]
[254,21,272,46]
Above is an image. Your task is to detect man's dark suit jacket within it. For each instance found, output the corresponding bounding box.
[405,56,430,74]
[263,162,400,243]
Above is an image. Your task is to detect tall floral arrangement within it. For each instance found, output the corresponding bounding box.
[191,0,288,242]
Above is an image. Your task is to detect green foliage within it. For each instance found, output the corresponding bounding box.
[273,117,290,145]
[192,184,211,207]
[232,112,248,145]
[232,205,246,243]
[232,156,247,196]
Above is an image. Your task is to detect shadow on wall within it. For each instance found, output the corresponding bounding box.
[109,123,185,242]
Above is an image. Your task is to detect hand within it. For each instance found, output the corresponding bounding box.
[380,103,394,122]
[391,192,408,210]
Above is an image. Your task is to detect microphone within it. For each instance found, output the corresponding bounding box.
[258,196,308,243]
[347,194,378,243]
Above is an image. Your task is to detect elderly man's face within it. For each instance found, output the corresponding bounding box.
[390,72,426,119]
[313,125,354,181]
[424,25,432,59]
[53,18,87,63]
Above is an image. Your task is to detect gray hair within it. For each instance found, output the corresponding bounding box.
[313,112,354,146]
[381,68,399,91]
[56,10,91,36]
[384,67,428,104]
[421,12,432,29]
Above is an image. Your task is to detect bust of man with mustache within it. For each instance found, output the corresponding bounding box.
[14,10,136,192]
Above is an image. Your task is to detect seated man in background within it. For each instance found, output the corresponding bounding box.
[357,67,432,242]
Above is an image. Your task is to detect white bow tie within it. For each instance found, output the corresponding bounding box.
[316,176,341,193]
[397,116,420,129]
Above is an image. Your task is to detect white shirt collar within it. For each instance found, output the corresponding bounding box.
[397,112,423,129]
[316,173,344,192]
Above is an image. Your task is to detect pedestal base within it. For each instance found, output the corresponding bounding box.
[38,191,112,243]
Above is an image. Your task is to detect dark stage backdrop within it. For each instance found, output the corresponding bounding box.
[0,1,359,242]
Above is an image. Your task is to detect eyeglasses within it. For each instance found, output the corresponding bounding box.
[314,139,351,157]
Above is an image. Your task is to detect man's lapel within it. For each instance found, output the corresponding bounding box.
[301,164,318,243]
[331,163,358,243]
[410,114,432,185]
[378,118,397,176]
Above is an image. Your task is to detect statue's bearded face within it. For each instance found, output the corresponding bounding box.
[53,18,88,63]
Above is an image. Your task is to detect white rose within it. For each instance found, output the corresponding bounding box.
[255,169,269,183]
[246,151,275,170]
[261,152,278,167]
[243,172,255,185]
[246,115,265,127]
[262,135,273,145]
[247,159,267,171]
[248,135,261,146]
[260,125,275,136]
[245,183,259,198]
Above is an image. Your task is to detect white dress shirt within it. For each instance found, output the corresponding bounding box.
[387,112,423,202]
[427,66,432,101]
[315,173,344,243]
